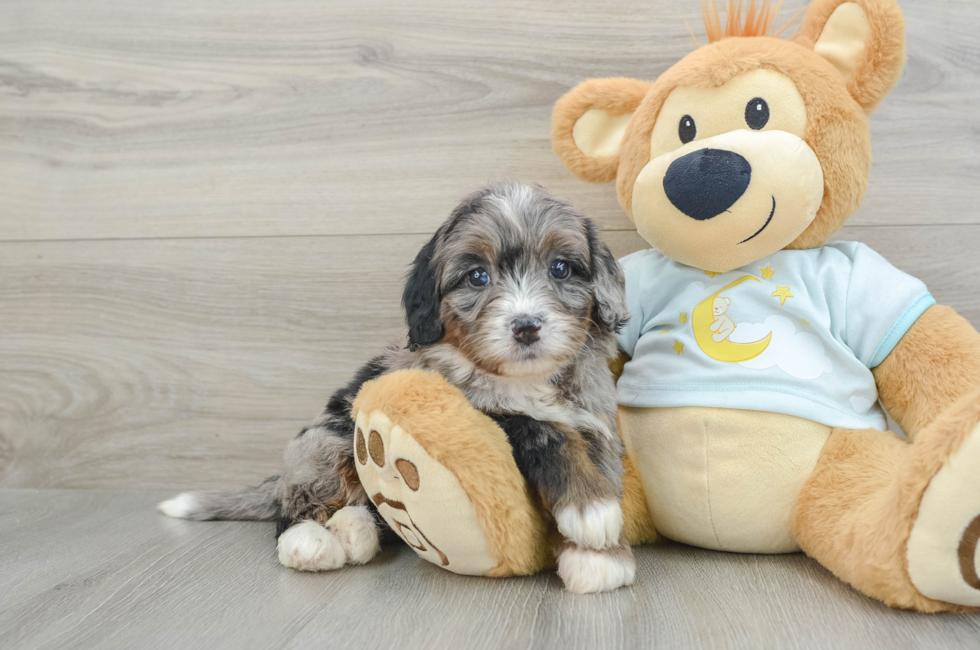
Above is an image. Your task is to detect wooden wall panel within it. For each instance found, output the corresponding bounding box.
[1,0,978,242]
[1,227,977,488]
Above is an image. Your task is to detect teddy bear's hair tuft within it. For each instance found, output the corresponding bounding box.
[700,0,805,43]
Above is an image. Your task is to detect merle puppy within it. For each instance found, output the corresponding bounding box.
[160,182,634,592]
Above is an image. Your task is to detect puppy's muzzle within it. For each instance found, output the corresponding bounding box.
[512,316,543,346]
[663,148,751,221]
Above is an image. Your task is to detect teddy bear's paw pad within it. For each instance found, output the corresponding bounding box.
[557,544,635,594]
[907,421,980,607]
[277,520,346,572]
[556,499,623,550]
[353,409,498,576]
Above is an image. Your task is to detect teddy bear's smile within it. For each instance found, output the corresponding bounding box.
[738,196,776,245]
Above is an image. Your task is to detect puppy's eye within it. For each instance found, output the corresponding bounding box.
[549,259,571,280]
[678,115,696,144]
[745,98,769,130]
[468,268,490,287]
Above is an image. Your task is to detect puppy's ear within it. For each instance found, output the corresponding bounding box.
[586,221,629,333]
[403,233,444,351]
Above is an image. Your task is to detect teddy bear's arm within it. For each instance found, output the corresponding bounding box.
[873,305,980,436]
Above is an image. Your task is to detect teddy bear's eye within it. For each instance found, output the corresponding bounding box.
[745,98,770,130]
[678,115,697,144]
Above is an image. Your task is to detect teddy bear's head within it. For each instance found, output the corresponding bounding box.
[552,0,905,273]
[713,296,731,317]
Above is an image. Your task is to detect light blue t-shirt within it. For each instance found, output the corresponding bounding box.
[617,242,935,431]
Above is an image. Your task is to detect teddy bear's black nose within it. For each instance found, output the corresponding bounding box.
[663,148,752,221]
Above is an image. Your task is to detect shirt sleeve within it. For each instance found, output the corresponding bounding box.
[840,242,935,368]
[616,252,647,358]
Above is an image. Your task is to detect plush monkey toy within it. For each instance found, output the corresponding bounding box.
[353,0,980,611]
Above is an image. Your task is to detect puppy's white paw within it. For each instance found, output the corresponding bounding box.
[157,493,199,519]
[277,521,346,572]
[327,506,381,565]
[556,500,623,550]
[557,545,635,594]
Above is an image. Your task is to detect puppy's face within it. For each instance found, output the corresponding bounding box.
[403,184,627,379]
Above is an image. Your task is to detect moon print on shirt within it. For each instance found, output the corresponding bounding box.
[693,276,772,363]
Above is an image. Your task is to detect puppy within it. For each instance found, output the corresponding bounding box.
[159,182,633,592]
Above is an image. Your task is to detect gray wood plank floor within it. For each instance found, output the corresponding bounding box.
[2,489,979,650]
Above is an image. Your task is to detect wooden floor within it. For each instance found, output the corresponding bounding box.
[2,0,980,647]
[1,489,979,650]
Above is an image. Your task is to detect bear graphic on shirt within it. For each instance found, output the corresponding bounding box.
[709,296,736,342]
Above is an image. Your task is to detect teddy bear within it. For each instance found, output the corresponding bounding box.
[350,0,980,612]
[709,296,736,342]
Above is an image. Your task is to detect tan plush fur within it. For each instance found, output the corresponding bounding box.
[352,370,553,576]
[621,451,659,545]
[552,78,652,184]
[549,0,980,611]
[554,36,875,251]
[794,388,980,612]
[551,0,907,251]
[798,0,906,113]
[873,305,980,438]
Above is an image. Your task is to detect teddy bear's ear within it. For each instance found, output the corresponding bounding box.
[552,78,652,183]
[798,0,905,113]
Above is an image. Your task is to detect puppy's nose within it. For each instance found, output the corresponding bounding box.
[663,148,751,221]
[511,317,542,345]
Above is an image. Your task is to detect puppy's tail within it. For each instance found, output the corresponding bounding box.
[157,475,279,521]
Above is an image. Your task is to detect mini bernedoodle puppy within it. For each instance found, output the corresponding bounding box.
[160,182,634,592]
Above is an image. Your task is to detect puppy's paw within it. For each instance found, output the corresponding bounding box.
[557,545,635,594]
[277,521,346,572]
[556,499,623,550]
[327,506,381,565]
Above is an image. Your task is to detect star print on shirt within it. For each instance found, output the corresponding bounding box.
[772,285,794,306]
[679,312,688,324]
[673,340,685,355]
[760,265,775,280]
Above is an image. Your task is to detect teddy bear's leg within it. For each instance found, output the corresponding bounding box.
[350,369,553,577]
[793,387,980,612]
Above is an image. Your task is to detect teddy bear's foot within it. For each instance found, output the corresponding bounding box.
[351,370,551,577]
[907,419,980,607]
[796,388,980,612]
[353,407,498,575]
[557,544,635,594]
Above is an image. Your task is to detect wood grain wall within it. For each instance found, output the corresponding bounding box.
[2,0,979,488]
